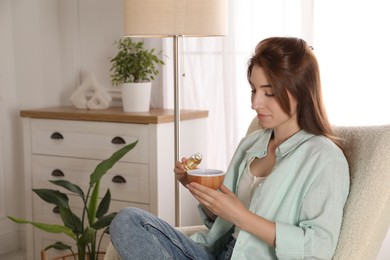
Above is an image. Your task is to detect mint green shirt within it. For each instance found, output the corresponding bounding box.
[191,129,350,260]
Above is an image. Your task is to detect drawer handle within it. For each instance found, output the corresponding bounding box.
[50,132,64,140]
[52,206,60,214]
[112,175,126,184]
[111,136,126,144]
[51,169,64,177]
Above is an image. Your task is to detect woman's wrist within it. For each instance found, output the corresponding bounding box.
[202,205,217,221]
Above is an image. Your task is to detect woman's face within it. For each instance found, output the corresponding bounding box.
[250,65,299,132]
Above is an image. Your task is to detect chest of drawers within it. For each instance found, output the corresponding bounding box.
[21,107,207,259]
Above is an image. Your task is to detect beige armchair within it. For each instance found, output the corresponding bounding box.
[105,121,390,260]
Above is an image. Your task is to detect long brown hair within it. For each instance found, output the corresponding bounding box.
[247,37,342,149]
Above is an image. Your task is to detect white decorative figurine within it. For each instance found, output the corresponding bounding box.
[70,72,112,109]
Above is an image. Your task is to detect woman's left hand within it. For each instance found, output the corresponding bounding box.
[186,183,247,225]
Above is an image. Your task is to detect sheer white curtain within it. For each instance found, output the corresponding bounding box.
[161,0,310,170]
[313,0,390,126]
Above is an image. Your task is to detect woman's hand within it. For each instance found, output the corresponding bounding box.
[188,183,277,246]
[174,158,190,187]
[186,183,248,226]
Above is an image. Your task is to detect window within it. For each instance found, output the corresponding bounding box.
[164,0,389,170]
[313,0,390,126]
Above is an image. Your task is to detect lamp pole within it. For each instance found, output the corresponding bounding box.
[123,0,228,228]
[173,35,181,227]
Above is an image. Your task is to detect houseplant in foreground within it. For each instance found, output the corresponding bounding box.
[110,37,164,112]
[8,141,138,260]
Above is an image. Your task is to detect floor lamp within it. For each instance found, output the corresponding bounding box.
[123,0,228,227]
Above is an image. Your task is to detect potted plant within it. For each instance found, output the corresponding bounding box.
[8,141,138,260]
[110,38,164,112]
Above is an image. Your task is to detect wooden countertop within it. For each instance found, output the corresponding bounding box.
[20,106,208,124]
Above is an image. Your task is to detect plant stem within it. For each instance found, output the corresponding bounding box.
[97,232,105,258]
[70,248,77,260]
[77,244,85,260]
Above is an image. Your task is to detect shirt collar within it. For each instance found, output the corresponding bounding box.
[247,129,315,158]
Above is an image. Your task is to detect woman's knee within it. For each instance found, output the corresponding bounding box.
[110,207,144,234]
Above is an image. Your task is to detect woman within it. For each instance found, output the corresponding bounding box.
[110,37,350,260]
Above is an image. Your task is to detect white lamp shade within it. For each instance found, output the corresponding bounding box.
[123,0,228,37]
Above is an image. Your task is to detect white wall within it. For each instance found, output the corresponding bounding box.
[13,0,120,108]
[0,0,164,255]
[11,0,163,110]
[0,0,24,254]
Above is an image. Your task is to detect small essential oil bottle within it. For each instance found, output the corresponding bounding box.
[184,153,203,171]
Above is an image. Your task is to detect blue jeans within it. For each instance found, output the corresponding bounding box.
[110,207,215,260]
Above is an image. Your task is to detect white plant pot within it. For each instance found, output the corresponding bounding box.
[121,82,151,112]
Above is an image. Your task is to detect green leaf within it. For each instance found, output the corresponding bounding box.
[96,189,111,218]
[88,180,100,225]
[44,241,72,251]
[110,38,164,85]
[49,180,84,198]
[91,212,117,230]
[8,216,76,239]
[59,207,83,235]
[77,227,96,247]
[103,227,110,235]
[89,141,138,186]
[33,189,69,208]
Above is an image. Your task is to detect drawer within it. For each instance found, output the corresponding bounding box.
[30,119,149,163]
[33,194,150,224]
[32,155,150,204]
